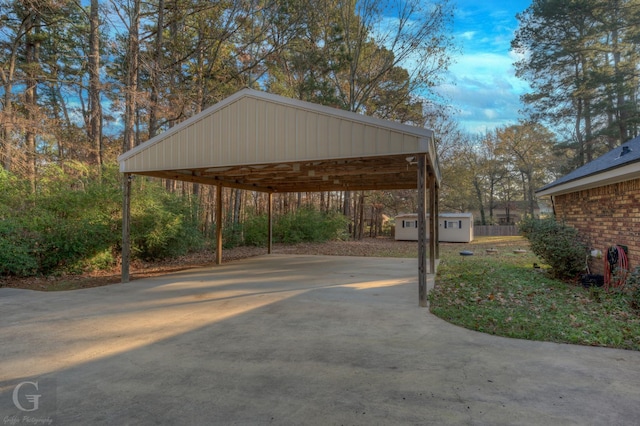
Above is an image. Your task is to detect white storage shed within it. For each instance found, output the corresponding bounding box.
[395,213,474,243]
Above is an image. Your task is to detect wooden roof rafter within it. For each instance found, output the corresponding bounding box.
[135,154,427,193]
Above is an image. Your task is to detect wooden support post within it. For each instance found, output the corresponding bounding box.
[435,183,440,260]
[429,172,437,275]
[417,155,428,307]
[121,173,132,283]
[216,184,223,265]
[267,192,273,254]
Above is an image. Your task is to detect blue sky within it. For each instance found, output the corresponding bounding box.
[435,0,532,134]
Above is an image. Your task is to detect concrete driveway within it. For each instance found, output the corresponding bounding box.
[1,254,639,425]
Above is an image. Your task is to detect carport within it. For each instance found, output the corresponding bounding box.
[118,89,440,306]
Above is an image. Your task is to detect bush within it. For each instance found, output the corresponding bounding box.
[242,215,268,247]
[0,166,205,276]
[232,207,348,247]
[130,182,204,260]
[627,267,640,310]
[274,208,348,244]
[0,219,39,276]
[29,185,121,273]
[519,216,587,280]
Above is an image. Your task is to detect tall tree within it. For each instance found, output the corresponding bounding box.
[496,123,556,217]
[513,0,640,169]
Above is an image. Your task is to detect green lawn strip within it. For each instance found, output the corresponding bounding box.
[430,252,640,351]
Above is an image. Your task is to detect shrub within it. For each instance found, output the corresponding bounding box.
[242,215,268,247]
[274,207,348,244]
[627,267,640,310]
[130,182,204,260]
[0,219,39,276]
[519,216,587,280]
[0,165,210,276]
[234,207,348,247]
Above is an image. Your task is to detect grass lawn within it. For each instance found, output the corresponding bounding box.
[430,236,640,351]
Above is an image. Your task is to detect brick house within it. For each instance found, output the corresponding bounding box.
[536,137,640,275]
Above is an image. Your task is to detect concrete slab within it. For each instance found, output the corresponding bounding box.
[1,254,639,425]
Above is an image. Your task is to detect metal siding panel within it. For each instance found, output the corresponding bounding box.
[193,120,200,167]
[196,119,205,167]
[238,100,246,163]
[246,101,256,162]
[186,124,196,167]
[264,104,274,163]
[316,114,328,158]
[328,117,340,157]
[404,134,417,152]
[256,101,265,163]
[234,102,243,164]
[141,147,148,170]
[181,130,189,167]
[296,110,305,158]
[172,134,180,169]
[170,136,176,168]
[307,111,317,158]
[285,107,296,160]
[388,131,402,153]
[163,135,169,169]
[352,122,365,154]
[339,120,351,157]
[213,107,222,164]
[378,128,390,152]
[364,126,377,156]
[200,120,208,167]
[270,102,279,162]
[227,103,235,164]
[270,102,279,161]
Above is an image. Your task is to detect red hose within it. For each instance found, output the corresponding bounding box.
[604,245,629,291]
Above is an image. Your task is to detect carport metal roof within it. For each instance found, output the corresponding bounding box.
[118,89,441,192]
[118,89,440,306]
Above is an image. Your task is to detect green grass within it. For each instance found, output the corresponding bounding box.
[430,236,640,351]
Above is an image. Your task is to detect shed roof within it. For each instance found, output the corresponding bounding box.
[537,136,640,196]
[118,89,440,193]
[396,212,473,219]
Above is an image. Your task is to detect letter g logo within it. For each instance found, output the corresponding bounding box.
[12,381,41,412]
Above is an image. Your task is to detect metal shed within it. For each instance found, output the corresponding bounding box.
[395,213,474,243]
[118,89,440,306]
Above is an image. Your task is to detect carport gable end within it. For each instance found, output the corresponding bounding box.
[118,88,440,306]
[117,88,440,192]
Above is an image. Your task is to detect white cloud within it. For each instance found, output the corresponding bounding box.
[434,51,531,133]
[460,31,476,40]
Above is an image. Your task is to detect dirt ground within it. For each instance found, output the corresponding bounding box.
[0,238,420,291]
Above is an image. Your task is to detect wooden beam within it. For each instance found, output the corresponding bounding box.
[435,182,440,260]
[141,171,275,193]
[216,184,223,265]
[267,193,273,254]
[121,173,131,283]
[417,155,427,307]
[429,172,437,275]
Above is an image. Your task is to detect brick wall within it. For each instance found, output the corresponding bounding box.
[554,177,640,275]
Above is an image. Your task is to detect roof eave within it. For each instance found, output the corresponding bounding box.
[536,161,640,197]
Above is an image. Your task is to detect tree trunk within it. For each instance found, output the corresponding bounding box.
[88,0,102,168]
[473,179,486,225]
[149,0,165,139]
[123,0,140,153]
[24,11,41,193]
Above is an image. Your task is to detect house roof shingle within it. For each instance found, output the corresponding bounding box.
[536,136,640,196]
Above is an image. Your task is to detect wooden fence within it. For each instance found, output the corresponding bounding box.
[474,225,519,237]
